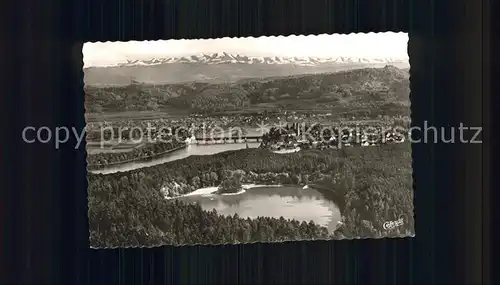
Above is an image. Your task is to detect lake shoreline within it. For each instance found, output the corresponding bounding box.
[166,183,285,200]
[174,183,342,233]
[165,182,339,205]
[164,179,346,218]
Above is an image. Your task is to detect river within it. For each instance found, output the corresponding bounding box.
[177,184,341,233]
[89,142,261,174]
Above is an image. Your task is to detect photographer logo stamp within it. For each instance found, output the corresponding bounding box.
[383,218,404,230]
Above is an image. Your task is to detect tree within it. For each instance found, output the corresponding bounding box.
[217,175,242,194]
[191,176,201,188]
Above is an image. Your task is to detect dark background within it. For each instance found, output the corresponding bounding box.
[1,0,494,284]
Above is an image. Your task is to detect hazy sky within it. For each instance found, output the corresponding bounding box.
[83,32,408,67]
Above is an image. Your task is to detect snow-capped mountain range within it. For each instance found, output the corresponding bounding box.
[83,52,409,86]
[106,52,407,67]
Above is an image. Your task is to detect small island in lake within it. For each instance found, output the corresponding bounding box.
[216,174,243,194]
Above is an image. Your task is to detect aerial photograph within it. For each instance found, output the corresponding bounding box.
[84,32,414,248]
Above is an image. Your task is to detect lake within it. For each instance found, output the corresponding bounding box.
[89,142,261,174]
[177,185,342,233]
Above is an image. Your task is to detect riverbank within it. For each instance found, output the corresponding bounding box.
[87,144,187,170]
[89,142,261,174]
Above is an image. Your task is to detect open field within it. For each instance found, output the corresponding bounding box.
[85,108,191,122]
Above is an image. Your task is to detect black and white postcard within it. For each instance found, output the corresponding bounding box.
[84,32,414,248]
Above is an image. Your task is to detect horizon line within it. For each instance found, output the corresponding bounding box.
[83,33,409,68]
[84,54,409,68]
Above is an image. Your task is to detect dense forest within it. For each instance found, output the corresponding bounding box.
[88,142,414,247]
[85,66,410,116]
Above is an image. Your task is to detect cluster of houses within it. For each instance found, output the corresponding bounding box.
[85,112,309,143]
[86,112,409,152]
[262,122,406,152]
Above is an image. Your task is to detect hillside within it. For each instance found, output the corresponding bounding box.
[84,65,410,117]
